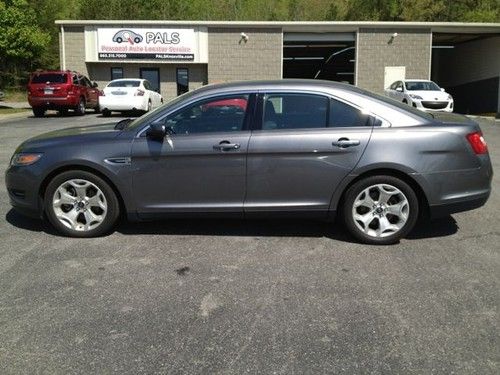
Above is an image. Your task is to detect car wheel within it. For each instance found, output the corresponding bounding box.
[44,171,120,238]
[94,106,100,114]
[75,97,86,116]
[102,109,111,117]
[33,108,45,117]
[402,99,408,105]
[146,100,152,112]
[134,37,141,43]
[341,175,419,245]
[58,109,68,116]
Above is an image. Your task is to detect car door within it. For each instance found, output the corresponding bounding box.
[131,93,255,217]
[245,92,373,215]
[81,76,98,108]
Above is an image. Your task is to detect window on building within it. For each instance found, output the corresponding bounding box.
[177,68,189,96]
[111,67,123,81]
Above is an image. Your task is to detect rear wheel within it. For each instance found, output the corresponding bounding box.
[402,99,408,105]
[33,108,45,117]
[75,97,85,116]
[341,175,419,245]
[58,108,68,116]
[44,171,120,237]
[146,100,152,113]
[102,109,111,117]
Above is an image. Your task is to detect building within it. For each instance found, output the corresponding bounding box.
[55,20,500,115]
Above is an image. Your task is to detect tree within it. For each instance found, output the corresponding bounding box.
[0,0,50,87]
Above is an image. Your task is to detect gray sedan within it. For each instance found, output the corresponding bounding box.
[5,80,492,244]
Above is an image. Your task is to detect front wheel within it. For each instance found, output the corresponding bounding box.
[341,175,419,245]
[33,108,45,117]
[44,171,120,237]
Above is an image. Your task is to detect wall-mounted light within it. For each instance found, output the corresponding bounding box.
[388,32,398,44]
[239,32,249,44]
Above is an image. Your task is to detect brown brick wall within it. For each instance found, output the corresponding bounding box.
[208,27,282,83]
[357,28,431,94]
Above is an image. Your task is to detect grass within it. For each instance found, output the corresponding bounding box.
[0,108,29,115]
[0,89,27,102]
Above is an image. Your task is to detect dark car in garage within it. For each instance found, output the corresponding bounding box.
[6,80,492,244]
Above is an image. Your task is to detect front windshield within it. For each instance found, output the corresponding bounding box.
[125,89,199,130]
[405,81,440,91]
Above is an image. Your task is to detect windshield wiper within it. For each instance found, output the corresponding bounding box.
[114,118,132,130]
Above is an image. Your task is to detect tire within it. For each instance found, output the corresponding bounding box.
[102,109,111,117]
[33,108,45,117]
[402,99,408,105]
[44,170,120,238]
[341,175,419,245]
[146,100,152,113]
[94,106,100,114]
[58,109,68,116]
[75,97,86,116]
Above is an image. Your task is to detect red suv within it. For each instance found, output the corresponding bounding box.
[27,70,100,117]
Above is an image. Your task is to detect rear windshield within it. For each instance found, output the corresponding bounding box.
[31,73,68,84]
[107,80,140,88]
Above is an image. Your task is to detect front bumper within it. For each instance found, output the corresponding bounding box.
[410,99,454,112]
[5,165,44,219]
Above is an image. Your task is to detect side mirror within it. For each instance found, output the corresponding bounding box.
[146,123,166,140]
[92,81,98,88]
[440,87,445,92]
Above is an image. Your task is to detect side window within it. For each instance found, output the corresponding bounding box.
[72,75,79,85]
[82,77,92,87]
[161,95,249,135]
[390,81,397,90]
[143,80,152,91]
[396,81,403,91]
[329,98,369,127]
[262,93,328,130]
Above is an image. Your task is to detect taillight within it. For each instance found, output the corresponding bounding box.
[466,132,488,154]
[135,89,145,96]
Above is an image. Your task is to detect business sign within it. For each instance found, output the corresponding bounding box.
[97,28,196,60]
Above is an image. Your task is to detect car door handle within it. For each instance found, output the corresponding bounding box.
[213,142,240,151]
[332,138,360,148]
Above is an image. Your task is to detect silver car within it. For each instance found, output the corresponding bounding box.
[5,80,492,244]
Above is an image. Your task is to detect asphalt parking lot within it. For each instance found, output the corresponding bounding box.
[0,111,499,374]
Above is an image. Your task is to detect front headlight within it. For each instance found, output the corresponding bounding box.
[10,153,43,166]
[447,95,453,100]
[409,94,423,100]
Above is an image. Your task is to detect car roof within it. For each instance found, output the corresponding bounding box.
[403,79,433,82]
[109,78,144,82]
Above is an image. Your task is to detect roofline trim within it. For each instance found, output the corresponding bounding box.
[55,20,500,33]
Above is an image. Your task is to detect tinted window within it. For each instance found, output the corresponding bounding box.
[72,75,79,85]
[262,93,328,130]
[31,73,67,84]
[329,98,369,127]
[108,80,140,88]
[143,80,152,90]
[159,95,249,135]
[82,77,92,87]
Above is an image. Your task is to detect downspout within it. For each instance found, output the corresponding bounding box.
[61,25,66,70]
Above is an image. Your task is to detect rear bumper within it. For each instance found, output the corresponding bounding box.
[429,190,490,218]
[28,95,79,109]
[100,96,147,111]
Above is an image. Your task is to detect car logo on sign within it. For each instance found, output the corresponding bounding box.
[112,30,143,45]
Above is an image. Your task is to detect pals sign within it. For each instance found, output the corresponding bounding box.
[97,28,196,60]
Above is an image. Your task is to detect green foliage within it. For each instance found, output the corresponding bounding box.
[0,0,51,87]
[1,0,498,88]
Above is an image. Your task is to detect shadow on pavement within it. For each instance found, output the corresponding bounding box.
[6,209,458,242]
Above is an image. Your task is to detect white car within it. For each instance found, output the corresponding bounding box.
[100,79,163,116]
[385,79,453,112]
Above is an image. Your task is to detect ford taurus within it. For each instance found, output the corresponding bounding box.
[5,80,492,244]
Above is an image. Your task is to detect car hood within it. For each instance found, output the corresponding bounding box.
[408,90,451,100]
[17,123,122,151]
